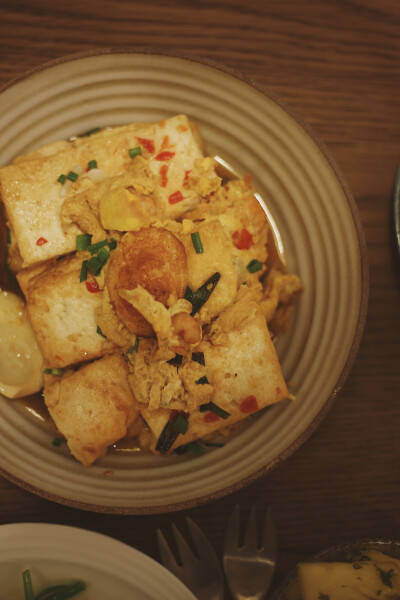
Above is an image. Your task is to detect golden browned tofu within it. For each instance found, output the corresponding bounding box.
[44,354,138,467]
[17,255,115,368]
[140,289,288,453]
[0,115,203,267]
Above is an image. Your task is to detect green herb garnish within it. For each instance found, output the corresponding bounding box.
[129,146,142,158]
[246,258,263,273]
[67,171,79,182]
[199,401,230,419]
[86,256,103,276]
[88,239,108,254]
[97,247,110,265]
[78,127,101,137]
[43,368,63,377]
[184,286,193,301]
[191,231,204,254]
[22,569,34,600]
[35,580,86,599]
[96,325,106,338]
[195,375,209,385]
[88,159,97,170]
[79,260,88,282]
[57,174,67,184]
[189,272,221,316]
[108,238,117,250]
[173,414,189,435]
[192,351,205,366]
[76,233,92,252]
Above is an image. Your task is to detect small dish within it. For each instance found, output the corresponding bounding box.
[270,539,400,600]
[0,522,196,599]
[0,48,368,513]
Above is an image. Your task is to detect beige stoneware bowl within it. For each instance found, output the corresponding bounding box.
[0,48,368,513]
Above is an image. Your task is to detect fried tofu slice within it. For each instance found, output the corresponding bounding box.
[44,354,138,466]
[140,288,288,453]
[0,115,204,267]
[17,254,115,368]
[180,219,238,322]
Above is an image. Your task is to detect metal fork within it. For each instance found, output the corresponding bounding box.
[157,517,224,600]
[223,505,276,600]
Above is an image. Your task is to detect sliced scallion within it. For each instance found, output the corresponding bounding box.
[191,231,204,254]
[246,259,263,273]
[76,233,92,251]
[86,256,103,276]
[156,422,179,454]
[22,569,34,600]
[184,286,193,302]
[57,174,67,184]
[43,367,63,377]
[192,351,205,366]
[175,441,206,455]
[173,414,189,435]
[195,375,209,385]
[88,159,97,170]
[199,401,230,419]
[97,246,110,266]
[108,238,117,250]
[88,239,108,254]
[34,580,86,600]
[78,127,100,137]
[190,272,221,316]
[129,146,142,158]
[67,171,79,182]
[79,260,88,282]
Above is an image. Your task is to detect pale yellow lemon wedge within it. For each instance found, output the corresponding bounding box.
[0,290,44,398]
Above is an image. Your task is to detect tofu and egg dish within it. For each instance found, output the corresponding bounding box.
[0,114,303,467]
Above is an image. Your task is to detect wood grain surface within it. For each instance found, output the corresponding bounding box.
[0,0,399,596]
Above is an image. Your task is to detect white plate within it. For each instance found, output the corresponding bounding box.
[0,522,196,600]
[0,49,369,513]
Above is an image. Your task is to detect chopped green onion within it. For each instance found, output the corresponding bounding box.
[79,260,88,282]
[176,441,206,455]
[195,375,209,385]
[167,353,183,367]
[67,171,79,182]
[199,401,231,419]
[192,352,205,366]
[203,441,225,448]
[246,259,263,273]
[78,127,101,137]
[88,239,108,254]
[126,338,139,354]
[43,368,63,377]
[86,256,102,276]
[57,174,67,184]
[34,580,86,600]
[173,414,189,434]
[52,437,63,447]
[129,146,142,158]
[184,286,193,301]
[191,231,204,254]
[108,238,117,250]
[190,272,221,316]
[22,569,34,600]
[75,233,92,251]
[97,246,110,265]
[156,422,180,454]
[88,159,97,170]
[96,325,106,338]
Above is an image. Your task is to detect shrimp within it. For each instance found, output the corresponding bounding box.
[106,227,188,337]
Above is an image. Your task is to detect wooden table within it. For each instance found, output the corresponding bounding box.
[0,0,399,596]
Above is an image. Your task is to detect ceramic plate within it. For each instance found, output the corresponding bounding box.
[270,539,400,599]
[0,522,195,599]
[0,49,368,513]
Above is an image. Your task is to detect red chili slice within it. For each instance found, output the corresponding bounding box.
[85,280,100,293]
[203,412,220,423]
[137,137,155,154]
[232,228,254,250]
[183,169,191,187]
[155,151,175,161]
[168,190,184,204]
[160,164,168,187]
[240,395,259,413]
[36,237,48,246]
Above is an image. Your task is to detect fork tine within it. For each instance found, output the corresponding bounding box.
[186,517,221,567]
[262,506,277,558]
[172,523,196,567]
[243,505,258,550]
[157,528,180,573]
[224,504,240,551]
